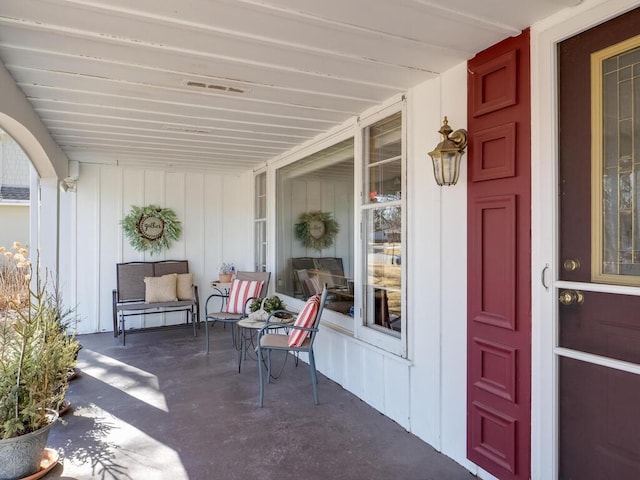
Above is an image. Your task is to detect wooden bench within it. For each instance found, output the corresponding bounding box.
[112,260,200,345]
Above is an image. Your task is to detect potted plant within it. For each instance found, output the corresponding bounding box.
[0,243,80,480]
[248,295,290,320]
[218,262,235,283]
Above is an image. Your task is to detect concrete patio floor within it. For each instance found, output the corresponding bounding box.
[44,324,476,480]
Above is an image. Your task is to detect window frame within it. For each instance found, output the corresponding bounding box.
[354,101,407,357]
[254,170,267,272]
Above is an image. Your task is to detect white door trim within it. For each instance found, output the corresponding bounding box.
[531,1,640,479]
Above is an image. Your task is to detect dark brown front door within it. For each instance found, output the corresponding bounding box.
[467,31,531,480]
[558,8,640,480]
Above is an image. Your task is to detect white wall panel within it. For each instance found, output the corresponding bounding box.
[67,163,250,334]
[406,74,443,449]
[98,167,118,332]
[363,347,385,411]
[438,63,472,470]
[121,169,144,263]
[383,356,410,429]
[75,163,100,333]
[344,337,366,398]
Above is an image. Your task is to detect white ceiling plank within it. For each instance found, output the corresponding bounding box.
[0,2,438,87]
[0,30,400,99]
[59,0,478,67]
[44,118,309,145]
[0,0,582,172]
[0,45,381,106]
[34,106,322,138]
[19,84,342,127]
[10,68,358,120]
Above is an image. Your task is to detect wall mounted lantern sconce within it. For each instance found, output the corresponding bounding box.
[428,116,468,186]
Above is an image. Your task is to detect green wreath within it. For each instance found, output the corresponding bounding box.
[294,211,339,252]
[121,205,182,255]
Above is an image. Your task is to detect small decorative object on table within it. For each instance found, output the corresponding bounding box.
[218,262,235,283]
[248,295,288,321]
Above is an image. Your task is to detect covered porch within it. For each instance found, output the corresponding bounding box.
[1,0,640,479]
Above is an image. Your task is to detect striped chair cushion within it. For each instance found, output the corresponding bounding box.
[224,279,264,314]
[305,276,322,295]
[288,294,321,347]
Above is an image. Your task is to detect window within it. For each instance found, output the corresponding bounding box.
[254,172,267,272]
[272,102,405,355]
[359,110,405,348]
[275,138,355,321]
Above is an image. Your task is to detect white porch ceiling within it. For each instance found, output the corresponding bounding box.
[0,0,580,174]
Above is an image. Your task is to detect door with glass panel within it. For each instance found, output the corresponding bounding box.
[558,8,640,479]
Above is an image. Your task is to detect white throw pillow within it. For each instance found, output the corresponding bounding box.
[144,273,178,303]
[176,273,194,300]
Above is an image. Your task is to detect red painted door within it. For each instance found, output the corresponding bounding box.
[467,31,531,480]
[558,8,640,479]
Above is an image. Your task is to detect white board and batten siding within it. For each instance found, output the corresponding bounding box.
[71,163,252,334]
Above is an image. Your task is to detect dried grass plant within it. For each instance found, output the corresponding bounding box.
[0,242,31,317]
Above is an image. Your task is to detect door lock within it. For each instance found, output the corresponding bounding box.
[563,258,581,272]
[558,290,584,305]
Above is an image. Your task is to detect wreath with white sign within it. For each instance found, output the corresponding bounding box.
[294,211,339,252]
[121,205,182,255]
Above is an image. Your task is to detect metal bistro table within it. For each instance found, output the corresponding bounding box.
[237,315,295,373]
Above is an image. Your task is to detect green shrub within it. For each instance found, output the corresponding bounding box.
[0,247,79,439]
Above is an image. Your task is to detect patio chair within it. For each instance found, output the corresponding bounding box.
[204,271,270,354]
[256,285,328,406]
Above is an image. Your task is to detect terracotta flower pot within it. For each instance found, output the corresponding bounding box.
[218,274,232,283]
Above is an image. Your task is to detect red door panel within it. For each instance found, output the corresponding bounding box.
[467,30,531,480]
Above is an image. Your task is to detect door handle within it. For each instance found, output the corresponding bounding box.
[558,290,584,305]
[541,264,549,291]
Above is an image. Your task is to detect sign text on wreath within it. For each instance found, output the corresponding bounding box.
[121,205,182,255]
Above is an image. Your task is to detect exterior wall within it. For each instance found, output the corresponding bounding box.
[0,205,29,249]
[0,131,30,186]
[60,163,253,334]
[0,131,30,251]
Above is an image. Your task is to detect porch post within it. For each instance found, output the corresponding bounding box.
[37,176,60,283]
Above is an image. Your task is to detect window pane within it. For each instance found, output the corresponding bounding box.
[364,207,402,332]
[276,138,354,316]
[254,220,266,272]
[366,112,402,204]
[254,172,267,272]
[368,160,401,203]
[368,112,402,164]
[255,172,266,219]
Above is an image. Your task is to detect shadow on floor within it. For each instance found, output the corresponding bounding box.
[45,325,475,480]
